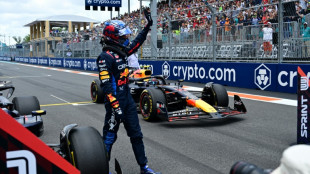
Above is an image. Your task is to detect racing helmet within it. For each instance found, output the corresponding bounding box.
[148,78,160,86]
[103,20,132,47]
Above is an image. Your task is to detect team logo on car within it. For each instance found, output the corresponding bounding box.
[255,64,271,90]
[162,61,170,78]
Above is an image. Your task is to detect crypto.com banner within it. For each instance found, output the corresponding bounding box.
[140,60,310,93]
[5,57,310,93]
[297,67,310,144]
[14,57,98,71]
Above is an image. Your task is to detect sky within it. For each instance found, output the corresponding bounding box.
[0,0,149,45]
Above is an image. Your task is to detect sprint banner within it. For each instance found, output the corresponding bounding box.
[297,67,310,144]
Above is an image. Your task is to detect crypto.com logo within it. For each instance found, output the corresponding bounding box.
[162,61,170,78]
[6,150,37,174]
[84,59,88,70]
[255,64,271,90]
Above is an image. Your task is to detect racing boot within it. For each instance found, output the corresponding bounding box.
[140,165,161,174]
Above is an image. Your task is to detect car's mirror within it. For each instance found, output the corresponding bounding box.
[6,88,14,99]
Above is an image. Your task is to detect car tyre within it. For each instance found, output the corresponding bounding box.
[202,83,229,107]
[139,88,166,122]
[69,126,109,174]
[12,96,40,115]
[91,79,104,103]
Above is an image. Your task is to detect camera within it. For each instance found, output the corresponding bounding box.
[230,161,272,174]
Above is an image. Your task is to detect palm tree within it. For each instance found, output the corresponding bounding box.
[22,34,30,43]
[12,36,22,44]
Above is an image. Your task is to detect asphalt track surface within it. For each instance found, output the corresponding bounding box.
[0,61,297,174]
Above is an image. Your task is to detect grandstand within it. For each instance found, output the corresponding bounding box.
[2,0,310,63]
[4,15,100,58]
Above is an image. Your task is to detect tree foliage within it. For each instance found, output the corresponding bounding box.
[12,36,22,44]
[22,34,30,43]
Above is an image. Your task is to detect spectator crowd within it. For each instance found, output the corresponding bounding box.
[57,0,310,51]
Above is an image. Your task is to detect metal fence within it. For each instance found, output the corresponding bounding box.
[1,0,310,63]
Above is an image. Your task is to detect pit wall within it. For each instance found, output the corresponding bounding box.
[2,56,310,94]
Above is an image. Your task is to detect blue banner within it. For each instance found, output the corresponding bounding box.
[6,57,310,93]
[85,0,122,7]
[0,56,12,61]
[83,58,98,71]
[37,57,49,66]
[139,60,310,93]
[49,58,63,67]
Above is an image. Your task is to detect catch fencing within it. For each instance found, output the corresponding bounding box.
[1,0,309,63]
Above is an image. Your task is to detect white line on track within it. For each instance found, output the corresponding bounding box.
[50,95,70,103]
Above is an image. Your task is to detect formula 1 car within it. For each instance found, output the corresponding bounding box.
[0,80,45,136]
[48,124,111,174]
[1,105,115,174]
[90,69,247,122]
[0,81,114,173]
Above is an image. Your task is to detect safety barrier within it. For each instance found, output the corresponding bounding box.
[2,56,309,94]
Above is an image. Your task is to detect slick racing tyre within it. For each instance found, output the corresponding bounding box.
[12,96,40,115]
[139,88,166,122]
[69,126,109,174]
[202,83,229,107]
[91,79,104,103]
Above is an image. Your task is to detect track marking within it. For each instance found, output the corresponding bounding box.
[10,62,297,107]
[40,101,94,107]
[0,75,52,79]
[50,95,70,103]
[184,86,297,107]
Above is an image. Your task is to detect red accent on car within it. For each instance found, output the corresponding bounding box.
[0,109,80,174]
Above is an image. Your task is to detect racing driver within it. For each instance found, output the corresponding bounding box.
[97,9,161,174]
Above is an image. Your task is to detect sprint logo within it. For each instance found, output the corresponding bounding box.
[255,64,271,90]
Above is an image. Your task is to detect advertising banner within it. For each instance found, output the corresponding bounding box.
[140,60,310,93]
[297,67,310,144]
[0,57,12,61]
[37,57,49,66]
[5,57,310,93]
[85,0,122,7]
[83,58,98,71]
[49,58,63,67]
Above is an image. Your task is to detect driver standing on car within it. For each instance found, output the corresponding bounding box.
[97,9,161,174]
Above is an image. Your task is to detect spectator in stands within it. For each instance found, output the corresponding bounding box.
[66,49,72,57]
[262,22,273,57]
[237,14,245,40]
[302,22,310,58]
[224,17,231,41]
[262,11,270,25]
[251,13,260,41]
[300,0,308,10]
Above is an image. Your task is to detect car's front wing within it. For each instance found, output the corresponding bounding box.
[157,95,247,122]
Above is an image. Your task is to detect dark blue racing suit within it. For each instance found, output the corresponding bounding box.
[97,25,150,166]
